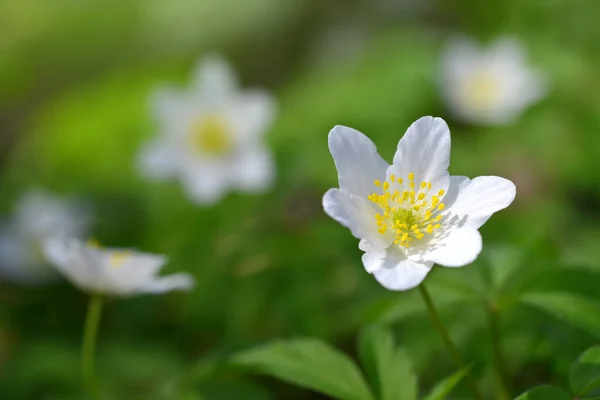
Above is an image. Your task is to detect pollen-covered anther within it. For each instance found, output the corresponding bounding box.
[369,173,447,248]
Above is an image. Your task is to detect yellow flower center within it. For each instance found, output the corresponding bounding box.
[462,70,500,109]
[368,172,445,248]
[189,115,233,156]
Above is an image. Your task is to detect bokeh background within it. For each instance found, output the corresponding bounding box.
[2,0,600,398]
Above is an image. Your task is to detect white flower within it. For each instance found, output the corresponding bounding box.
[323,117,516,291]
[0,189,89,285]
[441,37,545,125]
[41,238,194,296]
[138,54,276,205]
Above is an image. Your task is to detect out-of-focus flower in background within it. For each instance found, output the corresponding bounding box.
[137,55,277,205]
[323,117,516,291]
[0,189,90,285]
[41,238,194,296]
[440,37,546,125]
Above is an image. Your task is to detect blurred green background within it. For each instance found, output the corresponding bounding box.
[2,0,600,399]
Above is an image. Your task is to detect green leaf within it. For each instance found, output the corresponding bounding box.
[421,365,472,400]
[515,385,571,400]
[231,338,374,400]
[570,346,600,396]
[520,292,600,337]
[358,325,417,400]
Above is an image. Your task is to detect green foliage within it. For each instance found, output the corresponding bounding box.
[230,326,470,400]
[515,385,571,400]
[421,366,472,400]
[520,293,600,337]
[358,325,417,400]
[231,338,374,400]
[3,0,600,398]
[570,346,600,397]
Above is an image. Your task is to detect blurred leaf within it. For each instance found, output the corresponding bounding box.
[570,346,600,396]
[231,338,374,400]
[485,245,525,294]
[358,325,417,400]
[515,385,571,400]
[373,284,472,326]
[421,365,472,400]
[521,292,600,337]
[197,378,272,400]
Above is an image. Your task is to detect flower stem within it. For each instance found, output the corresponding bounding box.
[488,303,510,400]
[418,284,483,400]
[82,294,103,400]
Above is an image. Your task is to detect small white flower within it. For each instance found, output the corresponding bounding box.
[138,54,276,205]
[441,37,545,125]
[0,189,89,285]
[41,238,194,296]
[323,117,516,291]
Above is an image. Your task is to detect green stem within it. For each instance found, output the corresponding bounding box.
[488,303,510,400]
[418,284,484,400]
[82,294,103,400]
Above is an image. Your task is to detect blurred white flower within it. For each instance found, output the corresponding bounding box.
[41,238,194,296]
[441,37,546,125]
[0,189,89,285]
[323,117,516,291]
[138,55,276,205]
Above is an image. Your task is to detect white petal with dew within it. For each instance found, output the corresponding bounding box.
[328,125,389,198]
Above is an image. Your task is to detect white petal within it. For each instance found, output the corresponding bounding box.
[359,240,385,273]
[191,54,238,97]
[228,90,276,141]
[392,117,451,190]
[141,273,195,294]
[423,228,482,267]
[104,253,168,295]
[15,189,89,240]
[41,237,73,272]
[323,189,392,248]
[150,86,187,123]
[42,238,107,292]
[106,252,166,276]
[328,125,389,198]
[372,247,433,291]
[446,176,516,229]
[137,139,180,180]
[0,229,57,285]
[488,37,525,67]
[442,37,481,79]
[181,161,229,205]
[230,146,275,193]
